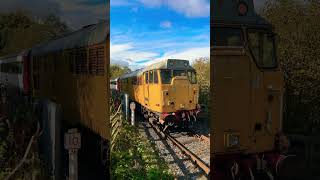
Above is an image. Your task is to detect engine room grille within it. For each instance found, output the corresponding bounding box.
[88,46,105,75]
[89,48,98,74]
[75,48,88,74]
[95,46,105,75]
[68,45,105,75]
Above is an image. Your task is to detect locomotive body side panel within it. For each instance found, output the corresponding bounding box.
[30,22,109,140]
[212,48,251,153]
[31,42,109,139]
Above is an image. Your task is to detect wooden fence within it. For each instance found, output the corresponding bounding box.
[110,91,123,151]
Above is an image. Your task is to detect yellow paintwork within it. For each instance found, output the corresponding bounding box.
[31,42,110,140]
[211,47,284,155]
[121,69,199,113]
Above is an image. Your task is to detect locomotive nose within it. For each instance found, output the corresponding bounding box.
[171,77,190,110]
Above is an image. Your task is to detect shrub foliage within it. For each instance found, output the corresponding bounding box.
[262,0,320,134]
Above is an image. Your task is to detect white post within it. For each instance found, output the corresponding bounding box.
[130,102,136,126]
[124,94,129,121]
[69,149,78,180]
[64,128,81,180]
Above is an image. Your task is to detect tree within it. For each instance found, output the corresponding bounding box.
[0,10,33,51]
[262,0,320,134]
[192,57,210,109]
[110,65,131,79]
[42,14,70,37]
[0,10,70,56]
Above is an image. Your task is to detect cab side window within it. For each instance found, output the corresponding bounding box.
[145,71,149,84]
[149,70,154,84]
[154,70,158,84]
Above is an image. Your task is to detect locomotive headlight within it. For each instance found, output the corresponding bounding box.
[225,133,240,148]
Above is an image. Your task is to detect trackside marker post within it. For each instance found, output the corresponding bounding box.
[64,128,81,180]
[124,94,129,121]
[130,102,136,126]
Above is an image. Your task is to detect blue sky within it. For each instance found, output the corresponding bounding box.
[110,0,210,70]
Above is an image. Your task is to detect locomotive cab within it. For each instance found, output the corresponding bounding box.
[211,0,286,179]
[159,68,198,111]
[154,60,200,127]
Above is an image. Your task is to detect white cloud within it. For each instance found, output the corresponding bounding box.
[160,21,172,28]
[110,58,130,67]
[111,0,133,6]
[167,0,210,17]
[138,0,209,17]
[110,42,209,69]
[138,0,162,7]
[111,43,132,54]
[110,43,159,68]
[148,46,209,66]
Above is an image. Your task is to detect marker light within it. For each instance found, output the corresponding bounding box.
[238,2,248,16]
[225,133,240,148]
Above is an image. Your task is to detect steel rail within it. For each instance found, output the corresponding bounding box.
[149,121,210,176]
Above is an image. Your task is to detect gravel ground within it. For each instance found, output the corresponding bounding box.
[169,130,210,167]
[137,118,210,180]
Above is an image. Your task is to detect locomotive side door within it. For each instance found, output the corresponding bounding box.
[211,27,252,154]
[143,71,149,106]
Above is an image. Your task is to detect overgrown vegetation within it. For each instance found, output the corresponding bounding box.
[0,10,70,56]
[192,57,210,112]
[0,95,47,179]
[0,9,69,179]
[110,64,131,79]
[262,0,320,134]
[111,120,174,180]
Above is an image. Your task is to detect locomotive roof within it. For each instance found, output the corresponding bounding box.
[211,0,271,27]
[119,59,195,79]
[119,69,142,79]
[31,20,108,56]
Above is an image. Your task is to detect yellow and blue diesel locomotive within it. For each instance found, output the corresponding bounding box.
[116,59,201,129]
[0,21,110,140]
[211,0,291,179]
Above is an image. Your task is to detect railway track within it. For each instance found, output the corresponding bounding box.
[189,129,210,143]
[148,120,210,176]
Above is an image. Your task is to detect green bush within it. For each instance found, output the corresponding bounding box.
[192,57,210,112]
[111,120,174,180]
[262,0,320,134]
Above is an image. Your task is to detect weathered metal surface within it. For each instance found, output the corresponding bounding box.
[119,59,195,79]
[31,21,108,56]
[212,0,270,26]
